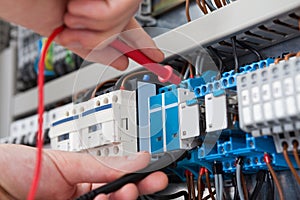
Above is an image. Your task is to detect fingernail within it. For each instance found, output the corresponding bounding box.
[66,42,82,49]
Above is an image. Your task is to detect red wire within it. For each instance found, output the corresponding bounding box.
[27,25,64,200]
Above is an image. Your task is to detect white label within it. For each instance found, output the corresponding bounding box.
[296,74,300,92]
[286,96,296,116]
[283,78,294,96]
[263,102,273,121]
[253,104,263,123]
[274,99,285,119]
[262,84,271,101]
[242,107,252,126]
[272,81,282,98]
[251,87,260,103]
[241,90,250,106]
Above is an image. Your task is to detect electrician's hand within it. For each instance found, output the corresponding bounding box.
[58,0,164,70]
[0,144,168,200]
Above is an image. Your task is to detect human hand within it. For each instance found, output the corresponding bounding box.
[0,144,168,200]
[58,0,164,70]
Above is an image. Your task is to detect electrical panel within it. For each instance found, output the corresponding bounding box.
[2,0,300,199]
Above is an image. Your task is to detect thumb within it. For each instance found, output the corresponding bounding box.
[45,150,151,184]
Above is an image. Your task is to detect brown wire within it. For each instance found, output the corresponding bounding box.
[205,171,215,200]
[297,51,300,57]
[265,157,285,200]
[189,173,196,200]
[197,174,203,200]
[284,53,297,61]
[120,71,149,90]
[214,0,223,8]
[196,0,208,14]
[221,0,227,6]
[186,172,191,200]
[241,172,249,200]
[202,190,217,200]
[292,141,300,169]
[91,79,118,99]
[185,0,191,22]
[274,57,283,64]
[283,143,300,184]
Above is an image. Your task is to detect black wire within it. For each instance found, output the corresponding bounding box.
[266,171,274,200]
[75,150,187,200]
[235,40,263,61]
[205,0,216,11]
[249,171,266,200]
[148,191,189,200]
[231,36,239,73]
[207,46,225,77]
[202,190,217,200]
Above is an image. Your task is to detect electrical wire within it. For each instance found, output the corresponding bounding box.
[214,0,223,8]
[202,190,217,200]
[185,0,191,22]
[90,79,118,99]
[284,53,297,61]
[76,150,187,200]
[27,25,64,200]
[185,170,192,200]
[292,141,300,169]
[231,36,239,73]
[205,0,217,11]
[221,0,227,6]
[235,40,263,61]
[188,63,194,78]
[264,153,284,200]
[297,51,300,57]
[148,191,189,200]
[282,143,300,185]
[205,169,215,200]
[207,46,224,77]
[196,0,208,14]
[189,172,196,200]
[274,57,283,64]
[218,174,223,200]
[119,70,149,90]
[214,174,219,200]
[249,171,265,200]
[236,164,245,200]
[241,173,248,200]
[197,168,205,200]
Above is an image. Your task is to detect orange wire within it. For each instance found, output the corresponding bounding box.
[185,0,191,22]
[274,57,283,64]
[284,53,296,61]
[264,153,285,200]
[214,0,223,8]
[292,141,300,169]
[196,0,208,14]
[283,144,300,184]
[297,51,300,57]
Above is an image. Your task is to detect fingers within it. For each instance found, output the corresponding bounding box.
[121,19,165,63]
[137,171,168,195]
[45,150,151,184]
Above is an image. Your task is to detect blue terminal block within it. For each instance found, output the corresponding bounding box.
[158,70,218,94]
[194,58,274,98]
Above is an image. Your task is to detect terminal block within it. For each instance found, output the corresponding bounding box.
[237,56,300,153]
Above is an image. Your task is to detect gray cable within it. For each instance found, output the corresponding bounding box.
[236,164,245,200]
[214,174,219,200]
[218,175,224,200]
[183,66,190,80]
[195,55,201,76]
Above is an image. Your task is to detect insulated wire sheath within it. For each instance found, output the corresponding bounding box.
[241,173,248,200]
[206,171,215,200]
[214,174,219,200]
[265,155,284,200]
[148,191,189,200]
[218,175,223,200]
[293,142,300,169]
[231,36,239,73]
[283,145,300,184]
[236,164,245,200]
